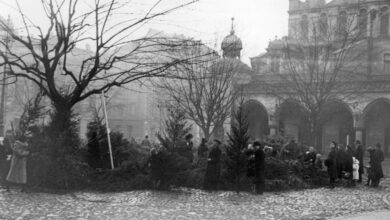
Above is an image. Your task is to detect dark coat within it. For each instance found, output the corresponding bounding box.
[204,145,222,189]
[87,137,102,168]
[371,149,384,179]
[336,148,345,178]
[254,148,265,184]
[245,148,255,177]
[149,152,163,181]
[325,149,337,179]
[197,143,208,159]
[344,149,354,174]
[355,144,364,174]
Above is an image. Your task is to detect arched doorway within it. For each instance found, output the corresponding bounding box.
[321,100,354,154]
[364,98,390,155]
[242,100,269,140]
[278,100,310,143]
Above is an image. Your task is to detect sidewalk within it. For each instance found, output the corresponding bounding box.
[332,210,390,220]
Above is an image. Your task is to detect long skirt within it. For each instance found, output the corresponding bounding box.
[6,155,27,184]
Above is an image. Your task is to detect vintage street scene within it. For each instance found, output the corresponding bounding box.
[1,0,390,219]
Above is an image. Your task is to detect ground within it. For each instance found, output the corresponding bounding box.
[0,180,389,220]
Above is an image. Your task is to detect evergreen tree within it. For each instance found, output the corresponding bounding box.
[157,108,192,152]
[225,99,250,193]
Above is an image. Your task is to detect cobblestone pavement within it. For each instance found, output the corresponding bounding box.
[0,181,389,220]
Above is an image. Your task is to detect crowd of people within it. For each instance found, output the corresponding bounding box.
[324,140,384,188]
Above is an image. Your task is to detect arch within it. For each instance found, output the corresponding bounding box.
[363,98,390,155]
[320,100,354,154]
[370,9,378,34]
[300,15,309,39]
[319,13,328,36]
[242,100,269,140]
[358,8,368,37]
[278,99,310,143]
[380,7,389,37]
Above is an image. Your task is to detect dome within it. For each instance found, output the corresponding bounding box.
[221,32,243,51]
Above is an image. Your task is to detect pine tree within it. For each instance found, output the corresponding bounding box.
[157,108,192,152]
[225,99,250,193]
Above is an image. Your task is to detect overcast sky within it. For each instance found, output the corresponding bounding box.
[0,0,292,65]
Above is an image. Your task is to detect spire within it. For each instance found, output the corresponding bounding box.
[230,17,235,35]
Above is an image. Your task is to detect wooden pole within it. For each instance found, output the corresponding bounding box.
[101,91,114,170]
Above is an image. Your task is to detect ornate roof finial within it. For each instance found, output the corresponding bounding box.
[230,17,235,35]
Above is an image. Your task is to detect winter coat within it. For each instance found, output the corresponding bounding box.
[204,145,222,189]
[325,149,337,179]
[245,148,255,177]
[6,141,29,184]
[197,143,208,159]
[344,149,354,174]
[371,149,384,179]
[352,157,359,180]
[254,148,265,184]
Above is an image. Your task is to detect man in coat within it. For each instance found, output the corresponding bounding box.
[204,139,222,190]
[325,142,337,188]
[354,140,364,183]
[253,141,265,194]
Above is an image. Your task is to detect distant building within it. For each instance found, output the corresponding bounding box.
[245,0,390,155]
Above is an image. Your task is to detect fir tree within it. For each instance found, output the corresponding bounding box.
[157,108,192,152]
[225,99,250,193]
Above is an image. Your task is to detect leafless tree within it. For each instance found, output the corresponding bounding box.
[260,11,370,147]
[155,42,241,140]
[0,0,200,144]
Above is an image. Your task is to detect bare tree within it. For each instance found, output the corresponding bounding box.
[260,11,369,147]
[0,0,200,145]
[155,42,241,140]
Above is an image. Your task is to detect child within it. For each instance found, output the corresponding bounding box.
[352,157,359,186]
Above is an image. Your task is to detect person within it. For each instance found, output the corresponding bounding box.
[315,154,323,170]
[148,147,163,189]
[354,140,364,183]
[141,135,151,148]
[352,157,359,187]
[204,139,222,190]
[197,138,208,159]
[366,147,376,187]
[304,146,316,165]
[371,143,384,187]
[6,140,30,190]
[245,144,255,179]
[336,144,345,180]
[87,132,102,169]
[325,141,337,188]
[253,141,265,194]
[344,145,354,186]
[184,134,194,163]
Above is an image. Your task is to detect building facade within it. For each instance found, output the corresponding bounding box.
[244,0,390,155]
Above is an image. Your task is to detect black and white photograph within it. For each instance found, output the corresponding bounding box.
[0,0,390,219]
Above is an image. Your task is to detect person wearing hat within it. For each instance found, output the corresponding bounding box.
[204,139,222,190]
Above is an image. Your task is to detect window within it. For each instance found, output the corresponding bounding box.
[358,9,368,37]
[380,7,389,37]
[370,9,377,35]
[319,13,328,36]
[300,15,309,39]
[384,54,390,72]
[337,11,347,38]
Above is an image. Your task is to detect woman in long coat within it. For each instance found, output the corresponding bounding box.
[204,139,222,190]
[325,142,337,188]
[6,141,29,185]
[253,141,265,194]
